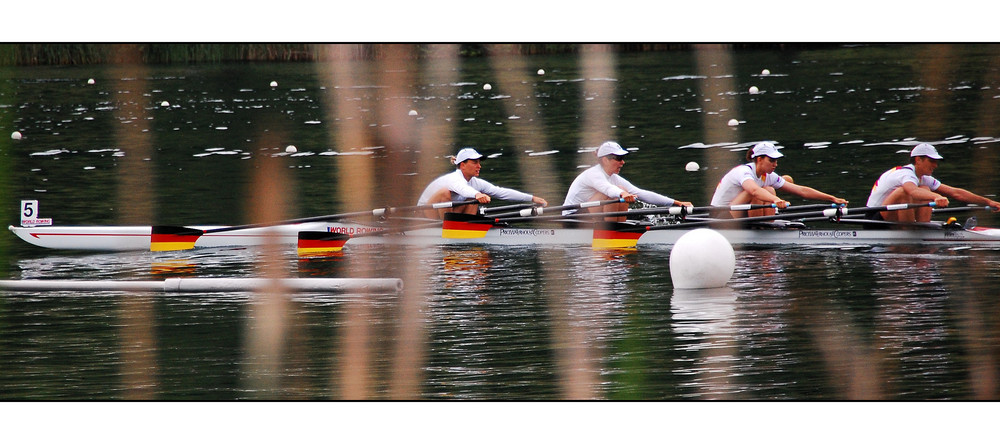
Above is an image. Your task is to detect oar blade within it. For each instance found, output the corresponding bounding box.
[150,226,204,251]
[297,231,350,257]
[592,221,645,250]
[441,213,494,239]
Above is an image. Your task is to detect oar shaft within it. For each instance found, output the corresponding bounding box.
[836,202,935,217]
[481,203,537,214]
[650,202,936,230]
[562,204,769,219]
[489,198,623,219]
[494,202,841,224]
[932,205,994,214]
[202,199,476,234]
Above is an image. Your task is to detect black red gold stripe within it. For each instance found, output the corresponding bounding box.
[297,231,350,256]
[150,226,204,251]
[441,213,494,239]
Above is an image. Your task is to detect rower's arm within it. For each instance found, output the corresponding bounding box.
[781,182,848,204]
[741,179,784,205]
[901,181,948,205]
[936,184,1000,210]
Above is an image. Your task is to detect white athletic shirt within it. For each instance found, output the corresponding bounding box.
[866,164,941,207]
[416,169,534,205]
[710,162,786,206]
[562,164,676,215]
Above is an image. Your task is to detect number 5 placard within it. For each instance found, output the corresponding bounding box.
[20,200,53,227]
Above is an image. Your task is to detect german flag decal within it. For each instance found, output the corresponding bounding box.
[592,222,644,249]
[297,231,350,256]
[150,226,204,251]
[441,213,494,239]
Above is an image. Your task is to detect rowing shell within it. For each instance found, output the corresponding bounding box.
[10,220,1000,251]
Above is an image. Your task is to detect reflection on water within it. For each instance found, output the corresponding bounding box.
[2,242,999,400]
[671,287,739,399]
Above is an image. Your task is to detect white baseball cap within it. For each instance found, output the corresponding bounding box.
[750,141,784,159]
[454,147,484,164]
[596,141,629,157]
[910,143,943,159]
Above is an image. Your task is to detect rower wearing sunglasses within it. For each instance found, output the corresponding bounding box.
[562,141,692,222]
[711,141,848,218]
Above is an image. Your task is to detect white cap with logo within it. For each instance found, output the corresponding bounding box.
[454,147,484,164]
[910,143,943,159]
[596,141,629,157]
[750,141,784,159]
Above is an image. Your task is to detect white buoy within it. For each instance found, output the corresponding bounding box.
[761,69,771,76]
[727,118,740,127]
[11,131,22,140]
[87,78,95,85]
[537,69,545,75]
[483,83,492,91]
[749,86,759,94]
[685,161,700,172]
[285,145,297,154]
[270,81,278,87]
[160,101,170,107]
[669,228,735,289]
[408,109,418,116]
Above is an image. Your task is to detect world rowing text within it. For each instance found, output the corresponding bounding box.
[327,226,385,235]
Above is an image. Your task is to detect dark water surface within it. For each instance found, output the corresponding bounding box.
[2,44,1000,401]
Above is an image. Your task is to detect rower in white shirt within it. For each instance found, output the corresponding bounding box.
[711,141,848,218]
[417,147,548,219]
[562,141,692,222]
[866,143,1000,223]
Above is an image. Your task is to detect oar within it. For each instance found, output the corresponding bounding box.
[820,218,946,229]
[304,200,626,251]
[487,198,625,219]
[797,204,995,227]
[150,199,476,251]
[646,202,937,230]
[494,203,842,224]
[481,202,538,214]
[932,205,996,215]
[572,202,843,220]
[797,205,995,223]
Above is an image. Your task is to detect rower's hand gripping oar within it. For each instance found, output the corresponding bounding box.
[150,199,477,251]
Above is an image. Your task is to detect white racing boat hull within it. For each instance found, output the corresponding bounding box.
[10,221,1000,251]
